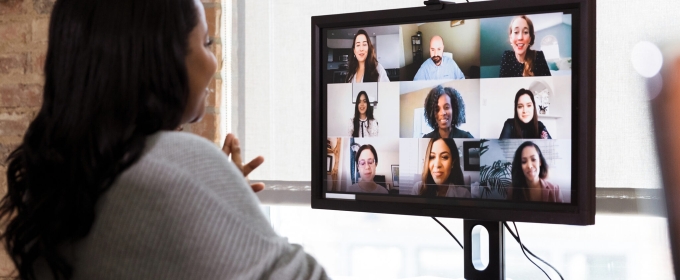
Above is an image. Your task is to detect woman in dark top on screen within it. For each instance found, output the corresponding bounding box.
[422,85,473,139]
[499,89,552,139]
[499,15,551,77]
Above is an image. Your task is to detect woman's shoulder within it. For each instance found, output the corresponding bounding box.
[541,179,560,191]
[422,130,436,138]
[502,50,515,58]
[503,118,515,126]
[535,50,547,59]
[452,127,473,138]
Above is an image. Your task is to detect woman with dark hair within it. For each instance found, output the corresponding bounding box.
[0,0,327,279]
[422,85,473,139]
[345,29,390,83]
[347,145,388,194]
[499,15,551,77]
[510,141,563,202]
[411,138,470,198]
[499,88,552,139]
[347,91,379,137]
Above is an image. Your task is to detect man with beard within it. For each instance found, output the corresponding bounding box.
[414,35,465,81]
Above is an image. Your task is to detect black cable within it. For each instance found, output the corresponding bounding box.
[506,222,551,279]
[431,217,464,249]
[503,222,565,280]
[511,222,564,280]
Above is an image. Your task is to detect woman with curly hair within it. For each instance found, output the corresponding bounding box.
[422,85,473,139]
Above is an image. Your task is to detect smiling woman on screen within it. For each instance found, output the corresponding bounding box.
[499,15,551,77]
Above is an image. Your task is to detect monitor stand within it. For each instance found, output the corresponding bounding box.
[464,220,505,280]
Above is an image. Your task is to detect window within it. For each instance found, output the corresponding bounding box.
[225,0,680,279]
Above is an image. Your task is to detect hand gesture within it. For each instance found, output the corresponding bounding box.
[222,133,265,192]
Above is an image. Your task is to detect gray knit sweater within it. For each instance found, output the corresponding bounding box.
[41,132,327,280]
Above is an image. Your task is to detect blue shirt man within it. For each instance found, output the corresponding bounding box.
[414,35,465,80]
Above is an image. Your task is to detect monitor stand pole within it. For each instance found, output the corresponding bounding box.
[464,220,505,280]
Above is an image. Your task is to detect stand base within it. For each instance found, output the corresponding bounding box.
[464,220,505,280]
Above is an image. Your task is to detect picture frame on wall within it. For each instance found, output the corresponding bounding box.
[463,141,480,171]
[391,165,399,187]
[327,155,333,173]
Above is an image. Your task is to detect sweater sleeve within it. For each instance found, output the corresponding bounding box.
[70,132,328,280]
[499,119,514,139]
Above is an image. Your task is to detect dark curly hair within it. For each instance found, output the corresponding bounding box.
[423,85,466,131]
[511,141,549,201]
[0,0,198,278]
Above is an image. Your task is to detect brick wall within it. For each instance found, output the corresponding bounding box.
[0,0,224,275]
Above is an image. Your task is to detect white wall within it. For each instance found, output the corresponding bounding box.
[376,34,401,69]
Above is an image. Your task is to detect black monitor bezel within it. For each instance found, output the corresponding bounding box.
[311,0,595,225]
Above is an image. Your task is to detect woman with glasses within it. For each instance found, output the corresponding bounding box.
[347,144,388,193]
[411,138,470,198]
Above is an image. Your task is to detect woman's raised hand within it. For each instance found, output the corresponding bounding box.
[222,133,265,192]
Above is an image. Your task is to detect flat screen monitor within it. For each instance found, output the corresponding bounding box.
[311,0,595,225]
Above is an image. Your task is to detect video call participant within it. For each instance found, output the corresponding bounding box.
[347,144,388,194]
[422,85,473,139]
[499,88,552,139]
[411,138,470,198]
[499,15,551,77]
[345,29,390,83]
[510,141,563,202]
[414,35,466,81]
[348,91,379,137]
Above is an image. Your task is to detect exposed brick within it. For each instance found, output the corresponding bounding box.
[204,5,221,38]
[205,78,222,108]
[0,141,19,165]
[0,0,26,16]
[214,42,222,71]
[0,111,33,136]
[32,0,54,14]
[0,53,27,75]
[0,21,29,46]
[189,112,219,144]
[31,17,49,43]
[0,84,42,107]
[28,51,45,75]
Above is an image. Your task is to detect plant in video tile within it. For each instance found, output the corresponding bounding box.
[479,139,511,199]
